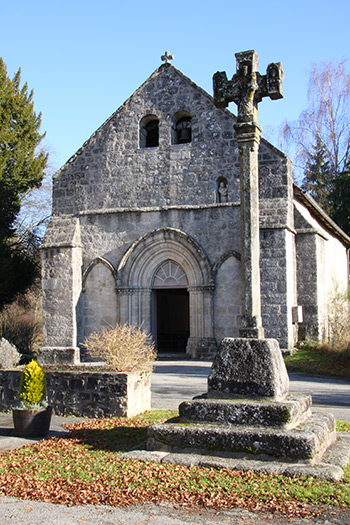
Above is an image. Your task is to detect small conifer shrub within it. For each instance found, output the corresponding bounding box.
[19,360,47,408]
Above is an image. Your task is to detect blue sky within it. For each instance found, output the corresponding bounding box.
[1,0,349,171]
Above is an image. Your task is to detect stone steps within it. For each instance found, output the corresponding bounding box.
[147,412,336,462]
[179,394,312,429]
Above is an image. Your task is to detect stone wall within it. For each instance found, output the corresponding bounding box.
[0,369,151,418]
[40,61,349,357]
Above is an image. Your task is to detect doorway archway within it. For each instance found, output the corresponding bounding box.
[151,260,189,352]
[117,228,216,358]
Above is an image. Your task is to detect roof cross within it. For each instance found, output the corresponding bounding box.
[161,51,174,64]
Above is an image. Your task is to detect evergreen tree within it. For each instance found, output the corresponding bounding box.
[0,58,48,308]
[301,136,334,215]
[332,158,350,236]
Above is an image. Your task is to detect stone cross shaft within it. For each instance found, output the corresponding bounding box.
[213,50,284,339]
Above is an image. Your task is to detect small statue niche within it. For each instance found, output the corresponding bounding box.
[217,177,228,203]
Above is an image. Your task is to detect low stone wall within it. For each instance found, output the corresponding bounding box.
[0,369,151,418]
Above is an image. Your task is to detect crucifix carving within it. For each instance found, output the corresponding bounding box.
[213,50,284,339]
[213,50,284,123]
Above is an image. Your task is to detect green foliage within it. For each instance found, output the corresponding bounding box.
[19,360,46,407]
[284,343,350,378]
[0,58,48,238]
[0,58,48,308]
[302,136,333,215]
[337,420,350,432]
[285,60,350,234]
[332,158,350,235]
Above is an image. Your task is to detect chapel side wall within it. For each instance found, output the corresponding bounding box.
[296,233,320,341]
[295,201,349,343]
[317,232,349,341]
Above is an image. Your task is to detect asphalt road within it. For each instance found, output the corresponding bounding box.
[151,359,350,421]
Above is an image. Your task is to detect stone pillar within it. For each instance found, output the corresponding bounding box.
[39,244,82,365]
[186,286,217,359]
[235,122,264,339]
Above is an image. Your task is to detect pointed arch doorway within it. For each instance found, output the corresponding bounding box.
[151,260,190,353]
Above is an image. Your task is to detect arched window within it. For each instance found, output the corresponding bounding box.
[152,260,188,288]
[140,114,159,148]
[171,111,192,145]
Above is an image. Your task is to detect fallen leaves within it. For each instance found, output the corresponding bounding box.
[0,411,347,520]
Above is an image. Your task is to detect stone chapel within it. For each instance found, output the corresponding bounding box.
[39,59,350,364]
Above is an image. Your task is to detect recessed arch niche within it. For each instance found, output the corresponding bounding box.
[81,257,117,341]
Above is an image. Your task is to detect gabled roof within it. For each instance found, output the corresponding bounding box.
[294,184,350,246]
[55,62,286,178]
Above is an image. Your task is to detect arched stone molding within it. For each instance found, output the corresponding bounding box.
[80,256,118,343]
[82,256,117,292]
[213,251,242,343]
[117,228,216,358]
[212,250,241,279]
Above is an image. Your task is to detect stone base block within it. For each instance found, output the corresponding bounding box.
[147,412,336,461]
[208,338,289,399]
[179,394,312,429]
[38,347,80,366]
[186,337,217,360]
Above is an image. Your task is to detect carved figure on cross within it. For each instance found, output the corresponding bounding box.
[213,50,284,123]
[161,51,174,64]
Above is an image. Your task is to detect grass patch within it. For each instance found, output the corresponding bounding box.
[0,410,349,519]
[284,343,350,378]
[337,420,350,432]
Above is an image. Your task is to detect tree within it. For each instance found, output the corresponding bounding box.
[332,157,350,236]
[284,60,350,231]
[301,135,333,215]
[0,58,48,307]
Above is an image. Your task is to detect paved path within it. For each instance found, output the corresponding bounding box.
[151,360,350,421]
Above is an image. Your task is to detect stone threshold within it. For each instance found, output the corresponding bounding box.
[121,432,350,482]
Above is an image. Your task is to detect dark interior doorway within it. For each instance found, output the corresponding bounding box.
[153,289,189,352]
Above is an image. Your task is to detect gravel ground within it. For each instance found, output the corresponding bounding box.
[1,497,350,525]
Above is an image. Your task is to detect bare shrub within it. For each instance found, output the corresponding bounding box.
[83,323,156,372]
[0,288,42,360]
[326,284,350,351]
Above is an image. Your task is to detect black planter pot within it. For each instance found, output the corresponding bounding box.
[12,406,53,437]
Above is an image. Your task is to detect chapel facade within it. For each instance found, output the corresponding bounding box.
[39,61,350,364]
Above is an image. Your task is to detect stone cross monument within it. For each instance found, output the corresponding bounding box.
[148,54,340,475]
[208,50,287,399]
[213,50,284,339]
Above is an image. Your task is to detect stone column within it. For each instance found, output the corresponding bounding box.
[235,121,264,338]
